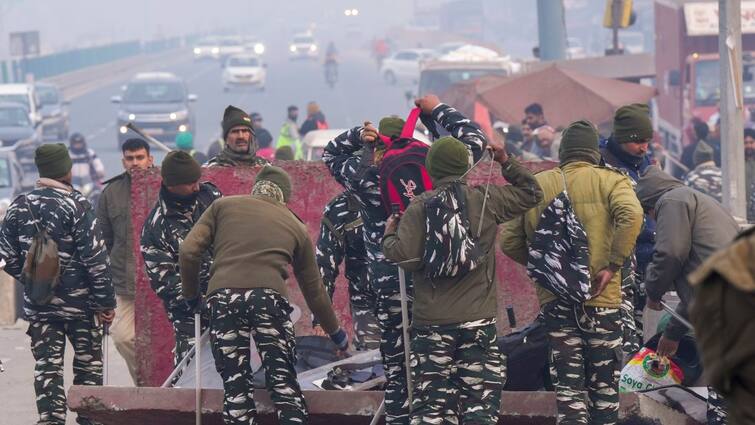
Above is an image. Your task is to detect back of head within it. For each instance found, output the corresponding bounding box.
[122,138,150,154]
[307,102,320,116]
[379,116,406,139]
[253,165,291,203]
[275,146,294,160]
[425,136,469,180]
[692,118,709,141]
[636,165,683,211]
[745,128,755,140]
[161,150,201,187]
[613,103,653,143]
[558,120,600,165]
[35,143,73,180]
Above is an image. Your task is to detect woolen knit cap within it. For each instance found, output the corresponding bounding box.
[613,103,653,143]
[222,105,254,139]
[255,165,292,202]
[379,116,406,139]
[161,151,201,186]
[35,143,72,179]
[693,141,715,166]
[425,136,470,180]
[559,120,601,165]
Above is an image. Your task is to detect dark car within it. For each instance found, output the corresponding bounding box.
[111,72,197,147]
[0,102,42,186]
[35,82,70,141]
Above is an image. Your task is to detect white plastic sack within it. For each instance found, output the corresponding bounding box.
[619,347,683,393]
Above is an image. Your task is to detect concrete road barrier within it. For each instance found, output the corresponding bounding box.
[131,160,557,387]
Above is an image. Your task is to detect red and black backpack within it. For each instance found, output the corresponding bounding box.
[377,108,435,214]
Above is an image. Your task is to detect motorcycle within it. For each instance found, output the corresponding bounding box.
[72,174,103,207]
[324,59,338,89]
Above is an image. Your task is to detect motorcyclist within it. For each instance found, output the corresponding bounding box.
[68,132,105,184]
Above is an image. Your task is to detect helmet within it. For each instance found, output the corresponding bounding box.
[69,132,86,146]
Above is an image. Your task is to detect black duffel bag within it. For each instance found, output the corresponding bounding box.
[498,320,553,391]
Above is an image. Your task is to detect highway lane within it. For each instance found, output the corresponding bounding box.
[66,38,411,178]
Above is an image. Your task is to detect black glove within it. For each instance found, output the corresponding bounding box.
[185,297,200,314]
[329,328,349,352]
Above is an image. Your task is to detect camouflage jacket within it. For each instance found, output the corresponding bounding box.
[140,182,222,321]
[0,178,115,321]
[316,191,367,299]
[206,145,270,168]
[684,162,723,203]
[322,104,486,290]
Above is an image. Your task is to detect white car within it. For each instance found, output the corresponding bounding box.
[380,49,435,85]
[222,54,266,91]
[193,37,221,60]
[289,33,318,60]
[0,84,42,128]
[217,36,246,59]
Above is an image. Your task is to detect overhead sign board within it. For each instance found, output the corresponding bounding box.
[9,31,40,57]
[684,2,755,36]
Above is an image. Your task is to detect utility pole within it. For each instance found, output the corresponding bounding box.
[536,0,567,61]
[611,0,621,54]
[719,0,747,219]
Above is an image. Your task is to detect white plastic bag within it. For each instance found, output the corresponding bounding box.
[619,347,684,393]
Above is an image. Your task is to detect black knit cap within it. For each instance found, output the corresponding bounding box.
[222,105,254,140]
[161,150,201,186]
[613,103,653,144]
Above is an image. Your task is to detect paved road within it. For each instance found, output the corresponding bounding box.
[1,37,412,424]
[67,37,411,177]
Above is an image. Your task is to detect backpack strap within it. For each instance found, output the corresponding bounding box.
[23,196,42,234]
[400,108,422,139]
[558,167,569,195]
[321,216,344,243]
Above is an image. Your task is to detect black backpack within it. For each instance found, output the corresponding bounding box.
[526,169,592,304]
[421,181,485,279]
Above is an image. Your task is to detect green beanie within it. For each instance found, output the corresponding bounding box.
[222,105,254,140]
[693,140,715,166]
[275,146,294,160]
[161,151,201,186]
[175,132,194,150]
[255,165,292,202]
[425,136,470,180]
[35,143,72,179]
[613,103,653,144]
[379,116,406,139]
[559,120,601,165]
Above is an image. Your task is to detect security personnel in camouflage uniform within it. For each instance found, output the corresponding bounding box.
[206,105,271,167]
[315,190,379,350]
[683,141,723,203]
[502,121,644,425]
[323,94,485,424]
[383,137,543,424]
[179,166,349,425]
[0,144,116,425]
[140,151,222,365]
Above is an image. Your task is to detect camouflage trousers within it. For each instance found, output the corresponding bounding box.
[172,313,209,366]
[543,300,622,425]
[410,319,505,425]
[209,288,305,425]
[348,272,380,351]
[707,388,728,425]
[620,257,642,356]
[27,318,103,425]
[375,281,413,425]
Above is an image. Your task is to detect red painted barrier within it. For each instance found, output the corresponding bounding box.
[131,160,556,386]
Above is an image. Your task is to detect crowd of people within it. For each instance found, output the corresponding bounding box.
[0,93,753,425]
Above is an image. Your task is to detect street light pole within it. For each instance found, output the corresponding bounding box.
[719,0,747,219]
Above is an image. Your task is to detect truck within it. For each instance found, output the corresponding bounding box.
[654,0,755,166]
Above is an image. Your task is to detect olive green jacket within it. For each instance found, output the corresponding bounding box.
[383,159,543,326]
[97,172,136,297]
[500,161,643,308]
